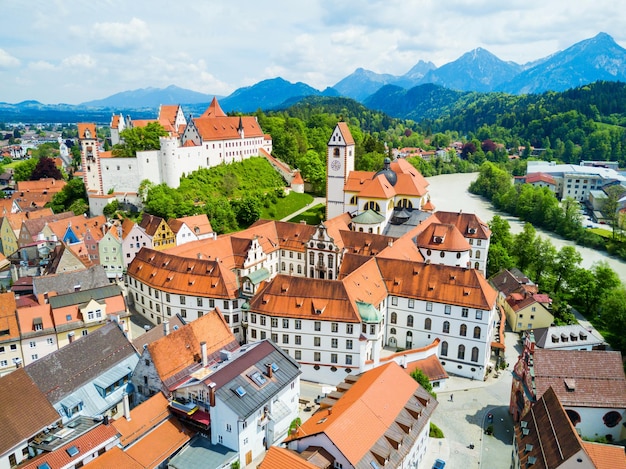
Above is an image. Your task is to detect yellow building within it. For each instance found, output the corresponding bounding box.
[503,292,554,332]
[139,214,175,251]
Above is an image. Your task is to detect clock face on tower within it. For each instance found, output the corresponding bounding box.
[331,159,341,171]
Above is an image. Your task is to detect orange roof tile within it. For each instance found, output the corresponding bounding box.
[377,259,497,310]
[201,97,227,118]
[249,275,362,323]
[16,302,54,333]
[259,446,320,469]
[0,292,19,340]
[434,211,491,239]
[193,115,264,141]
[404,353,449,381]
[414,222,470,252]
[77,123,97,140]
[147,310,238,382]
[83,446,143,469]
[113,393,170,446]
[582,441,626,469]
[288,362,435,465]
[124,414,191,468]
[336,122,355,145]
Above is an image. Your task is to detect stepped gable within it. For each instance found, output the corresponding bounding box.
[249,274,361,323]
[147,310,238,382]
[376,259,497,310]
[128,248,238,298]
[414,222,470,252]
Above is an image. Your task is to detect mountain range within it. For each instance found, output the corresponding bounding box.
[2,32,625,122]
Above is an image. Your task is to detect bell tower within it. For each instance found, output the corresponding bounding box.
[326,122,355,220]
[78,123,103,194]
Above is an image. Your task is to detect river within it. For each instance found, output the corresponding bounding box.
[426,172,626,283]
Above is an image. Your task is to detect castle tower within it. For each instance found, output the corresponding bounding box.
[78,123,103,194]
[326,122,355,220]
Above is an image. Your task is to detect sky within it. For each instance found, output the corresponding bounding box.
[1,0,625,105]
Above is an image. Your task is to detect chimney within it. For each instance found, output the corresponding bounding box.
[68,331,75,343]
[201,341,208,367]
[266,363,273,379]
[208,382,216,407]
[163,320,170,336]
[123,393,131,421]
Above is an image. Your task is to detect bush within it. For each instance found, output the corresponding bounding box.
[429,422,444,438]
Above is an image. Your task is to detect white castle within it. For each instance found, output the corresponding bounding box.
[78,98,273,215]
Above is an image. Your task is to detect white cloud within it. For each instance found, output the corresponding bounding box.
[29,61,56,71]
[61,54,97,68]
[0,49,20,69]
[91,17,151,50]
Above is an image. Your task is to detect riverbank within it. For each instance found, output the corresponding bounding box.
[426,172,626,283]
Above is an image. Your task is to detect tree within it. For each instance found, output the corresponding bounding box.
[13,158,38,181]
[549,246,582,297]
[31,157,63,180]
[599,286,626,351]
[410,368,436,398]
[296,150,326,194]
[511,223,538,274]
[102,200,120,218]
[47,178,88,214]
[112,122,167,157]
[233,194,262,227]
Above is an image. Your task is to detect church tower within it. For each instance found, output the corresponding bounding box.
[326,122,355,220]
[78,123,103,194]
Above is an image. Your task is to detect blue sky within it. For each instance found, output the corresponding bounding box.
[1,0,624,104]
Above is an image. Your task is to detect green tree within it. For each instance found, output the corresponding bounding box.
[233,194,262,227]
[102,199,120,218]
[410,368,436,398]
[599,286,626,351]
[511,223,538,274]
[549,246,582,297]
[296,150,326,194]
[47,178,88,214]
[13,158,38,181]
[112,122,168,157]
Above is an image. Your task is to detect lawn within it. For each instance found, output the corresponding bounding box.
[288,204,325,225]
[588,227,614,238]
[259,191,314,220]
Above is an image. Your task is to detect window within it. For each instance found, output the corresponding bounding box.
[260,316,266,326]
[282,334,289,344]
[475,310,483,320]
[474,326,481,339]
[457,344,465,360]
[443,321,450,333]
[471,347,479,362]
[226,423,232,432]
[179,296,185,305]
[462,307,469,318]
[345,355,353,365]
[314,352,321,362]
[166,293,171,302]
[390,312,397,324]
[31,354,38,360]
[47,338,54,345]
[0,346,4,353]
[331,338,338,348]
[295,319,301,330]
[331,322,338,333]
[251,329,257,339]
[314,321,321,331]
[271,333,278,342]
[370,324,376,335]
[346,339,353,350]
[295,335,301,345]
[209,299,215,308]
[331,353,338,364]
[424,318,431,330]
[271,318,278,328]
[391,296,398,306]
[295,350,302,360]
[426,302,433,311]
[181,309,187,318]
[197,298,203,307]
[29,341,36,348]
[460,324,467,336]
[444,305,451,315]
[0,360,7,367]
[314,337,321,347]
[260,331,266,339]
[346,324,353,334]
[250,313,257,324]
[408,299,415,309]
[282,318,289,328]
[407,315,413,327]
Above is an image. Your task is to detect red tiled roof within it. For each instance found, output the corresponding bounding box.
[0,292,19,340]
[124,415,191,468]
[259,446,320,469]
[83,446,143,469]
[582,441,626,469]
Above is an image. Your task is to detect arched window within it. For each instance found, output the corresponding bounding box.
[603,411,622,428]
[474,326,481,339]
[350,195,358,205]
[407,315,414,327]
[443,321,450,333]
[566,409,581,426]
[471,347,479,362]
[333,148,340,157]
[396,198,413,209]
[364,201,381,212]
[281,262,285,271]
[457,344,465,360]
[475,262,480,269]
[460,324,467,336]
[441,341,448,356]
[475,250,481,259]
[390,328,396,335]
[406,331,413,348]
[328,254,334,269]
[390,312,397,324]
[424,318,431,330]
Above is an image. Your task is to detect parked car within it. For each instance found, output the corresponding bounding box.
[433,459,446,469]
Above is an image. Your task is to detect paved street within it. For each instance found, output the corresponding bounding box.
[422,330,521,469]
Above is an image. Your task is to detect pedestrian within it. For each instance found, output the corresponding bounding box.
[450,394,453,402]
